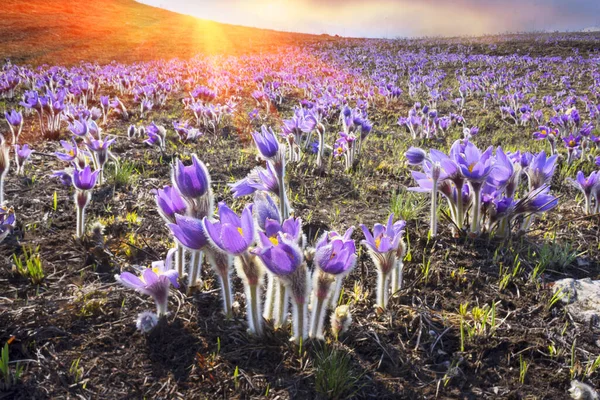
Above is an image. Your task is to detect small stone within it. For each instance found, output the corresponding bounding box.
[553,278,600,326]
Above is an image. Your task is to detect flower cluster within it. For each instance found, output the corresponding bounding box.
[406,140,558,237]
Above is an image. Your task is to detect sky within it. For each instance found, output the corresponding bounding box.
[137,0,600,38]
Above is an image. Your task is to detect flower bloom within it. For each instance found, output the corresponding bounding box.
[115,249,179,316]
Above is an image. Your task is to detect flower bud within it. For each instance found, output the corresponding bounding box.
[330,304,352,339]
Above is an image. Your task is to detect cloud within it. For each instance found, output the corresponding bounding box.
[136,0,600,37]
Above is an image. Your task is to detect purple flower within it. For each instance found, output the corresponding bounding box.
[0,206,16,242]
[562,134,581,149]
[55,138,79,162]
[568,171,599,195]
[52,170,73,186]
[252,231,303,276]
[313,231,356,275]
[405,147,427,165]
[525,151,558,190]
[72,165,99,191]
[68,119,88,137]
[252,125,280,159]
[15,144,33,164]
[115,248,179,316]
[172,155,210,199]
[87,137,115,166]
[203,202,255,255]
[230,163,279,197]
[253,192,280,230]
[168,214,209,250]
[4,110,22,127]
[360,214,406,255]
[455,141,494,183]
[100,95,109,108]
[264,216,302,242]
[154,185,188,224]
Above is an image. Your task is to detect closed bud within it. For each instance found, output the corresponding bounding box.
[330,305,352,339]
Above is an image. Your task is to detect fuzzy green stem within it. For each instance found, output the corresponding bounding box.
[263,273,275,321]
[309,295,328,339]
[430,180,438,237]
[274,279,289,328]
[470,185,482,234]
[175,243,185,278]
[377,271,390,309]
[248,283,263,336]
[218,272,233,318]
[456,181,464,230]
[292,299,307,344]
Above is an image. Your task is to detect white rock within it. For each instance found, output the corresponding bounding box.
[553,278,600,327]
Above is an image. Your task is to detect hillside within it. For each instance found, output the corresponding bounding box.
[0,0,339,65]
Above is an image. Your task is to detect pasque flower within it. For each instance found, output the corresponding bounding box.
[72,165,99,238]
[361,214,406,309]
[454,141,494,233]
[168,213,210,288]
[172,155,210,200]
[253,232,309,343]
[309,229,356,339]
[203,202,255,255]
[252,125,280,160]
[4,109,23,145]
[567,171,600,214]
[14,144,33,176]
[115,248,179,317]
[204,202,264,335]
[154,185,188,224]
[0,206,16,243]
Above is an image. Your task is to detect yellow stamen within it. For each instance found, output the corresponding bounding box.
[375,237,381,249]
[468,162,476,173]
[269,236,279,246]
[237,227,243,236]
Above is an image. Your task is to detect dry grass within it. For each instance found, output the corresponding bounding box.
[0,0,340,65]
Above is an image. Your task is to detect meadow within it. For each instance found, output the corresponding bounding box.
[1,2,600,399]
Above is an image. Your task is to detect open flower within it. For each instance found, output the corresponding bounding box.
[203,202,255,255]
[361,214,406,309]
[115,249,179,316]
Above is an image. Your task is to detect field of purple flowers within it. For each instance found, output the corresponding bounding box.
[1,31,600,399]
